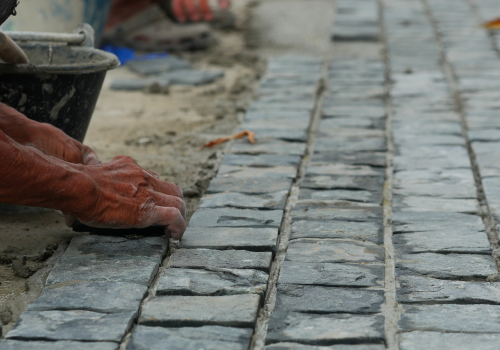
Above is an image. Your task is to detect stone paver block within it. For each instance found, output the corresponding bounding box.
[266,345,385,350]
[237,128,308,142]
[299,189,383,204]
[6,310,136,342]
[126,325,252,350]
[198,191,288,210]
[188,208,283,228]
[275,285,384,314]
[314,138,386,153]
[139,294,260,327]
[306,164,384,177]
[393,134,465,146]
[393,211,485,234]
[62,235,167,263]
[311,152,386,167]
[27,281,147,314]
[240,117,311,131]
[286,239,384,263]
[395,196,478,214]
[399,332,500,350]
[392,121,461,135]
[267,312,384,345]
[45,258,159,287]
[181,227,278,251]
[0,341,118,350]
[293,205,383,222]
[157,268,268,296]
[207,177,293,194]
[218,165,297,179]
[231,138,306,155]
[400,304,500,333]
[279,261,383,287]
[291,220,383,244]
[302,176,384,192]
[394,231,491,254]
[398,276,500,304]
[396,253,496,279]
[394,146,470,170]
[169,249,272,271]
[222,154,301,167]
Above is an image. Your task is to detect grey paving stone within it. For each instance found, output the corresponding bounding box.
[396,253,496,279]
[399,332,500,350]
[207,177,293,194]
[267,312,383,345]
[45,258,159,286]
[159,69,224,85]
[322,106,385,119]
[240,117,311,131]
[62,235,167,263]
[299,189,382,204]
[302,176,383,192]
[286,239,384,263]
[394,231,491,254]
[468,129,500,142]
[156,268,268,296]
[394,169,476,199]
[275,285,384,314]
[394,196,478,214]
[231,138,306,155]
[139,294,260,327]
[392,121,462,135]
[293,205,383,222]
[169,249,272,271]
[222,154,301,167]
[394,145,471,170]
[393,211,485,234]
[27,281,147,314]
[393,134,465,146]
[311,152,386,167]
[198,191,288,210]
[397,276,500,304]
[126,325,252,350]
[218,165,297,179]
[266,345,385,350]
[483,177,500,220]
[314,138,386,153]
[279,261,383,287]
[291,220,383,244]
[237,128,308,142]
[399,304,500,333]
[181,227,278,251]
[0,341,118,350]
[306,164,384,177]
[188,208,283,228]
[6,310,135,342]
[316,117,384,130]
[473,143,500,169]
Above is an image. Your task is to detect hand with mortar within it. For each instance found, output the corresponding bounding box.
[0,102,187,239]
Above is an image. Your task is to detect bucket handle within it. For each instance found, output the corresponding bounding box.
[5,24,95,48]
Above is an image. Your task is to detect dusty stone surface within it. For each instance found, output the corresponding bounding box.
[305,164,384,177]
[399,304,500,333]
[292,205,382,222]
[180,227,278,251]
[27,281,147,314]
[207,177,293,194]
[393,231,491,254]
[217,165,298,179]
[0,341,118,350]
[156,268,268,296]
[222,154,301,167]
[6,310,136,342]
[311,152,386,167]
[279,261,383,287]
[266,345,385,350]
[169,249,272,271]
[299,189,382,204]
[266,312,384,345]
[188,208,283,228]
[291,220,383,244]
[139,294,260,327]
[274,285,384,314]
[230,138,306,155]
[394,196,478,214]
[399,332,500,350]
[286,239,384,264]
[198,191,288,209]
[301,175,383,192]
[126,325,252,350]
[392,211,485,234]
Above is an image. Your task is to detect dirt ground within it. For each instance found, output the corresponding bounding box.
[0,0,264,334]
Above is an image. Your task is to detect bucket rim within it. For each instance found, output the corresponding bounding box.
[0,43,120,74]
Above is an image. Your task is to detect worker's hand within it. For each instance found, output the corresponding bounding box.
[172,0,230,22]
[67,156,187,239]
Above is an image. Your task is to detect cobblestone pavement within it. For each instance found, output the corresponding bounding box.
[2,0,500,349]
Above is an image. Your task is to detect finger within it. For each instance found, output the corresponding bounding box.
[153,207,187,239]
[182,0,201,22]
[199,0,214,21]
[83,150,101,165]
[148,177,184,199]
[151,192,187,219]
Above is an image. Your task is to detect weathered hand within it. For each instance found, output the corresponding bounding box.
[67,156,187,239]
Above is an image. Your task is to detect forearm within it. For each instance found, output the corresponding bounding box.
[0,130,97,211]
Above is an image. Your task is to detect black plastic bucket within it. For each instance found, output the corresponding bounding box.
[0,42,119,142]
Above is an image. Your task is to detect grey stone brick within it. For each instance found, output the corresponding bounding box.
[157,268,268,296]
[302,175,384,192]
[286,239,384,263]
[322,106,385,119]
[299,189,382,204]
[392,121,462,135]
[396,253,496,279]
[394,196,478,214]
[222,154,301,167]
[181,227,278,251]
[306,164,384,177]
[217,165,298,179]
[266,344,385,350]
[188,208,283,228]
[126,325,252,350]
[45,258,159,287]
[293,205,383,222]
[468,130,500,142]
[27,281,147,314]
[207,177,293,194]
[311,152,386,167]
[399,332,500,350]
[230,137,306,155]
[237,127,307,142]
[0,341,118,350]
[169,249,272,271]
[394,231,491,254]
[393,134,465,146]
[275,285,384,314]
[314,139,386,153]
[239,117,311,131]
[6,310,135,342]
[399,304,500,332]
[127,56,191,75]
[198,191,288,210]
[291,220,383,244]
[139,294,260,327]
[279,261,383,287]
[394,145,471,170]
[393,211,485,234]
[397,276,500,304]
[316,117,384,130]
[267,312,384,345]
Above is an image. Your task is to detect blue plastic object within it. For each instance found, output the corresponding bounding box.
[101,44,136,65]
